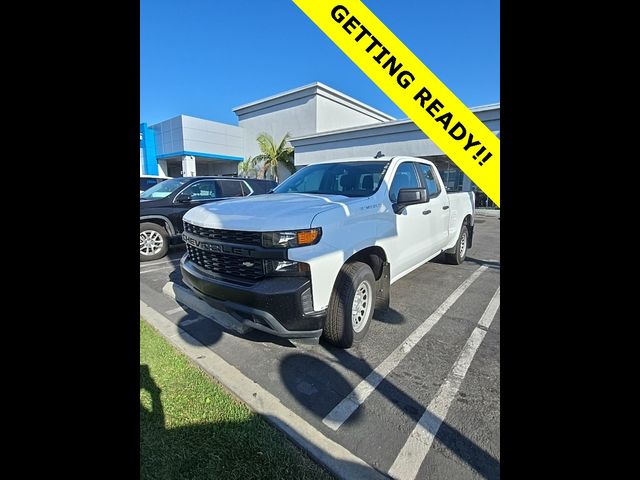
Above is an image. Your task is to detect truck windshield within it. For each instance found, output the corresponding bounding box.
[140,178,190,199]
[273,161,390,197]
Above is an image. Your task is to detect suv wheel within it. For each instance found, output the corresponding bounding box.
[140,222,169,261]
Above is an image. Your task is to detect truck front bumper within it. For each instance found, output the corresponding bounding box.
[180,255,325,339]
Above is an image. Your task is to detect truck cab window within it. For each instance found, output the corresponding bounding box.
[389,162,420,203]
[273,161,389,197]
[417,163,441,198]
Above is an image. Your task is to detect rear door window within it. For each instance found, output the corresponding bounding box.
[217,180,244,198]
[180,180,217,200]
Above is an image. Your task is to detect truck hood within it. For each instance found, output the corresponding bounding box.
[183,193,362,231]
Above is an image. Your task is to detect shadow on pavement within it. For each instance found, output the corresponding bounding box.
[151,256,499,478]
[464,257,501,269]
[278,347,500,480]
[279,353,364,422]
[373,307,406,325]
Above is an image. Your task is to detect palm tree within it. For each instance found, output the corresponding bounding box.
[252,132,296,182]
[237,156,255,178]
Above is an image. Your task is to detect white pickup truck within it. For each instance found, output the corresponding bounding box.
[180,155,475,347]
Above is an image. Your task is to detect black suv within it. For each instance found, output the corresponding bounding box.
[140,176,276,261]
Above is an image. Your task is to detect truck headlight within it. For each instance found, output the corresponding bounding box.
[262,228,321,248]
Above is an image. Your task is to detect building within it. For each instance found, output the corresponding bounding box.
[140,82,499,204]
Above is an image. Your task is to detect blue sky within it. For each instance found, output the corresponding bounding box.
[140,0,499,125]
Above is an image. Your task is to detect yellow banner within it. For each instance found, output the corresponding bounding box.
[292,0,500,206]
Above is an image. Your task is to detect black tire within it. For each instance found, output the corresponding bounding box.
[445,223,469,265]
[323,261,376,348]
[140,222,169,262]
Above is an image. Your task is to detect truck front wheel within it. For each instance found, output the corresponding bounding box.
[323,261,376,348]
[445,223,469,265]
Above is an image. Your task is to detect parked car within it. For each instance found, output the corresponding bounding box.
[179,156,475,348]
[140,176,277,261]
[140,175,171,194]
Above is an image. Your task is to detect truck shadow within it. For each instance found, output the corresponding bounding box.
[429,253,500,270]
[162,274,498,477]
[373,307,406,325]
[278,351,500,480]
[464,257,501,269]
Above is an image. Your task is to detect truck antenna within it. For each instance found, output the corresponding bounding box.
[374,151,385,158]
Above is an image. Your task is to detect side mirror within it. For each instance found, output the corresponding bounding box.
[394,188,428,213]
[175,194,192,203]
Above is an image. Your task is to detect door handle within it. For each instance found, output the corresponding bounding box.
[422,210,431,215]
[442,205,450,210]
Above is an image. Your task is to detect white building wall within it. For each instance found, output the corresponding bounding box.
[315,95,389,132]
[291,105,500,167]
[293,128,442,165]
[181,115,243,158]
[237,96,318,159]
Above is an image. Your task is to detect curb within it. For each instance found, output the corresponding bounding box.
[140,300,389,480]
[475,209,500,218]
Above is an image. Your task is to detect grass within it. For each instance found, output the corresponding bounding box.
[140,318,333,480]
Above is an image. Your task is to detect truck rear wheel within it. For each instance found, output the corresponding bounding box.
[323,261,375,348]
[140,222,169,261]
[445,223,469,265]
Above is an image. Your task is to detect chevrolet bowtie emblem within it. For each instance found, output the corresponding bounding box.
[242,262,254,267]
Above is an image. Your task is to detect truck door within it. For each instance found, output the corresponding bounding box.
[416,162,450,254]
[387,161,431,276]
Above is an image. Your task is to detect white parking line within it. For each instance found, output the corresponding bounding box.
[165,306,186,315]
[322,265,488,431]
[140,265,178,274]
[139,257,181,268]
[388,287,500,480]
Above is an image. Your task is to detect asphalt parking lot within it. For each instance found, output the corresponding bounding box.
[140,216,500,480]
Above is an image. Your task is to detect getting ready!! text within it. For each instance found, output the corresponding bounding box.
[330,4,493,168]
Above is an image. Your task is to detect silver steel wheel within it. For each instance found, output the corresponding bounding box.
[459,230,467,258]
[351,280,373,333]
[140,230,164,256]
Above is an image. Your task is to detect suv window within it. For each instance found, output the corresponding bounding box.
[141,177,190,199]
[217,180,244,198]
[416,163,441,198]
[180,180,217,200]
[389,162,420,203]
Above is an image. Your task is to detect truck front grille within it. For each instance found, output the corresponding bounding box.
[186,244,264,281]
[183,223,262,246]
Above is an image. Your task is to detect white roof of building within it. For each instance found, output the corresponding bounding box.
[232,82,396,122]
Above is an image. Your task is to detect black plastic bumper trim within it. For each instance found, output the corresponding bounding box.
[180,255,325,338]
